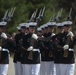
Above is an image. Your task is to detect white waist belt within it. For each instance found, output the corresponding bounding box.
[2,48,9,52]
[33,49,40,52]
[69,49,73,51]
[28,49,40,53]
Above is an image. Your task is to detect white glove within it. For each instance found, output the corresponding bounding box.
[1,33,7,39]
[32,34,38,40]
[0,46,2,51]
[27,46,33,51]
[51,33,55,37]
[63,45,69,50]
[67,31,74,37]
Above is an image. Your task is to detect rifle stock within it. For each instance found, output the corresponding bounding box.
[28,50,33,60]
[28,38,34,60]
[63,35,71,57]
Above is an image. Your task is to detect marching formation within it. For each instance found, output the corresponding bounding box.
[0,7,76,75]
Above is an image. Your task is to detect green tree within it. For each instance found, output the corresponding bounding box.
[0,0,76,34]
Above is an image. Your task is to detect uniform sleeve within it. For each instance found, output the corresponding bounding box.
[7,39,16,52]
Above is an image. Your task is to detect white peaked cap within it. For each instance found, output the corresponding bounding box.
[28,22,37,26]
[37,27,42,31]
[62,21,72,26]
[19,23,28,27]
[0,21,7,26]
[47,22,56,26]
[16,26,21,30]
[25,24,29,28]
[43,24,47,28]
[45,23,48,28]
[56,23,64,27]
[40,25,44,29]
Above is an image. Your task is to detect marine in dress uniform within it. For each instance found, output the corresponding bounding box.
[60,21,75,75]
[54,22,65,75]
[0,21,15,75]
[0,21,8,75]
[40,22,56,75]
[13,23,26,75]
[13,26,21,75]
[22,22,41,75]
[54,21,75,75]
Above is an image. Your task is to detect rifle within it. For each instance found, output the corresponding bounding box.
[47,15,54,57]
[49,8,63,57]
[28,7,45,60]
[28,9,39,60]
[63,8,72,58]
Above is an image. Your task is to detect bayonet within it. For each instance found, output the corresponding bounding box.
[34,9,38,18]
[69,8,72,17]
[39,9,42,18]
[2,10,8,21]
[55,10,60,21]
[10,7,14,17]
[29,11,35,22]
[36,9,42,23]
[11,7,16,17]
[7,10,12,21]
[59,8,63,17]
[52,13,56,21]
[41,7,45,17]
[67,8,72,20]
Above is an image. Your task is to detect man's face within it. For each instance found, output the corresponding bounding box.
[64,26,71,32]
[48,26,55,33]
[45,27,49,33]
[1,27,6,32]
[29,27,36,33]
[41,29,44,34]
[58,27,64,32]
[44,28,47,33]
[37,31,42,36]
[47,27,51,32]
[26,28,29,34]
[21,28,26,33]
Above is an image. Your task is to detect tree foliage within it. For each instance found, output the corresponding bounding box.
[0,0,76,33]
